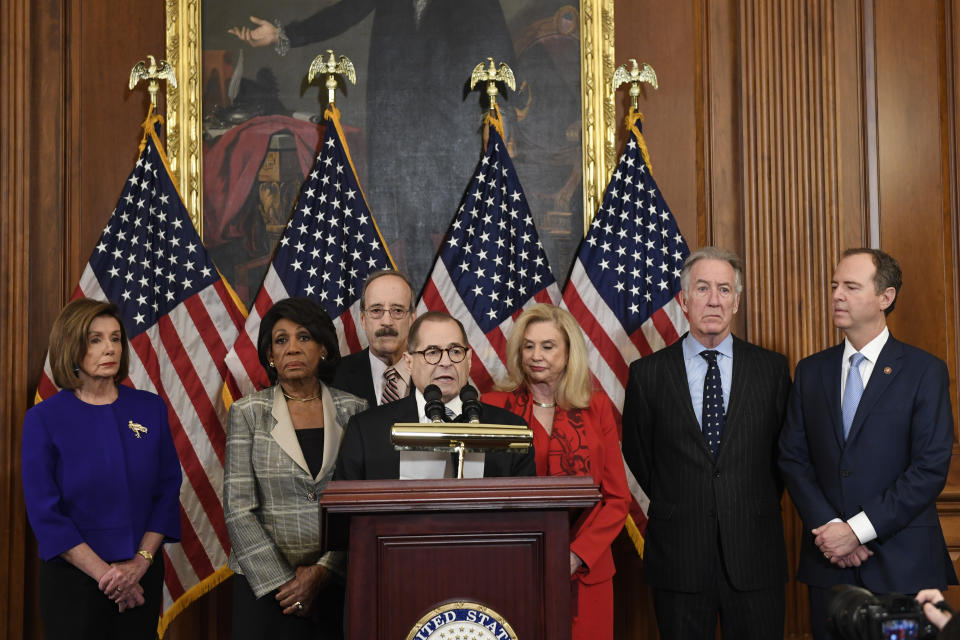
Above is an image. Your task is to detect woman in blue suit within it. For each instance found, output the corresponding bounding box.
[22,298,182,639]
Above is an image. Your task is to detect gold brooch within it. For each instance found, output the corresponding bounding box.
[883,366,893,375]
[129,420,148,438]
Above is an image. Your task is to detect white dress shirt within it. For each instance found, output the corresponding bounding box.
[836,326,890,544]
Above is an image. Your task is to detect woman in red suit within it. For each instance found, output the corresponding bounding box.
[484,303,629,640]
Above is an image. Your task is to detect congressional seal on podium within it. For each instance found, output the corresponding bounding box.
[405,601,518,640]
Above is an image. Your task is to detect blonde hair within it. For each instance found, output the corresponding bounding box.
[48,298,129,389]
[501,304,592,410]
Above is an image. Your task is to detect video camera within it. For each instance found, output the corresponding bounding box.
[826,585,945,640]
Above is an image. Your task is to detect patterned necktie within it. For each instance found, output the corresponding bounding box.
[381,366,400,404]
[699,350,725,456]
[444,406,456,421]
[842,353,866,440]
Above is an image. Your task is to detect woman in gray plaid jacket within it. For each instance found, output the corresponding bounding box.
[224,298,368,639]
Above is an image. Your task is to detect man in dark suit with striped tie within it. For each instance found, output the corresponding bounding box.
[779,249,956,639]
[621,246,790,639]
[332,270,416,406]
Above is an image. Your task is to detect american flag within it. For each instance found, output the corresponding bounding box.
[223,106,393,397]
[418,118,561,392]
[561,110,689,553]
[35,114,247,632]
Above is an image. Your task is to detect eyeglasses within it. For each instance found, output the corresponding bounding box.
[410,345,470,365]
[363,306,411,320]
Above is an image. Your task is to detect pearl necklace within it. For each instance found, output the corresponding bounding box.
[532,399,556,409]
[281,386,322,403]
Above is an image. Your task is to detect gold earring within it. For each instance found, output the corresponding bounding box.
[269,361,275,368]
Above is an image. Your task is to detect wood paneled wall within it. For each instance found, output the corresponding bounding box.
[612,0,960,638]
[2,0,960,638]
[1,1,165,638]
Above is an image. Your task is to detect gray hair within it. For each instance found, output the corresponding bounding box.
[359,269,416,311]
[680,246,744,294]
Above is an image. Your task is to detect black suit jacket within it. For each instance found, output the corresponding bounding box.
[331,349,377,407]
[335,396,536,480]
[621,335,790,592]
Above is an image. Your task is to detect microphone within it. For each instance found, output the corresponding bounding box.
[459,384,482,424]
[423,384,446,423]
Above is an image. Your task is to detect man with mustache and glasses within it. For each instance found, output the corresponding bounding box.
[332,270,417,407]
[335,311,535,480]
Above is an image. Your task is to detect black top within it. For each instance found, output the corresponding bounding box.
[295,428,325,478]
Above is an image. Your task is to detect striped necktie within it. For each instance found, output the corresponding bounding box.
[381,366,400,404]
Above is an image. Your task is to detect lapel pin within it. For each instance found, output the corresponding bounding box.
[883,366,892,375]
[129,420,148,438]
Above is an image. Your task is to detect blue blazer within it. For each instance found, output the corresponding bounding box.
[22,386,182,562]
[779,335,957,592]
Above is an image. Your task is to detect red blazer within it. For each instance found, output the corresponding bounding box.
[483,388,630,584]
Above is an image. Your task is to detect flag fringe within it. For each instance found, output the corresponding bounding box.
[624,514,645,558]
[157,565,234,638]
[483,103,506,141]
[323,105,397,270]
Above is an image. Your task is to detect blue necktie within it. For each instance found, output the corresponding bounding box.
[444,406,456,421]
[842,353,866,440]
[700,350,724,456]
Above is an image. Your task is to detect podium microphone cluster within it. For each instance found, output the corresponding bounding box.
[422,384,483,423]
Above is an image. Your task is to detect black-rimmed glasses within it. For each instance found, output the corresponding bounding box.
[410,345,470,365]
[363,306,411,320]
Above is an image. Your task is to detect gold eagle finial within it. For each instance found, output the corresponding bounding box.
[469,58,516,111]
[612,59,658,110]
[128,55,177,109]
[307,50,357,107]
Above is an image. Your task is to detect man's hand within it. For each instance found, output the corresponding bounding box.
[916,589,953,630]
[832,544,873,568]
[227,16,279,47]
[812,521,860,559]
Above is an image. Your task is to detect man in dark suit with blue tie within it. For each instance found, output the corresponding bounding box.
[779,248,957,639]
[622,247,791,639]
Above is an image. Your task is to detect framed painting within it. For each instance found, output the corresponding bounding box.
[166,0,615,305]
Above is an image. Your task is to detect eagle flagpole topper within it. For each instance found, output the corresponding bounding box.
[612,59,658,111]
[470,57,516,113]
[128,54,177,110]
[307,49,357,107]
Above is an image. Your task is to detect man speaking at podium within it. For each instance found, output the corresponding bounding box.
[335,311,535,480]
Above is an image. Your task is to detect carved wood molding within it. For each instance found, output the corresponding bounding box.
[738,0,850,363]
[0,0,32,637]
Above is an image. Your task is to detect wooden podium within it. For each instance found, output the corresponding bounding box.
[320,476,600,640]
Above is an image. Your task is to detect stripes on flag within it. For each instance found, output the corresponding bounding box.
[223,105,394,399]
[418,109,560,391]
[561,109,690,556]
[35,110,247,635]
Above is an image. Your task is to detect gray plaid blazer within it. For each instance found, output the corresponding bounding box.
[224,383,368,597]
